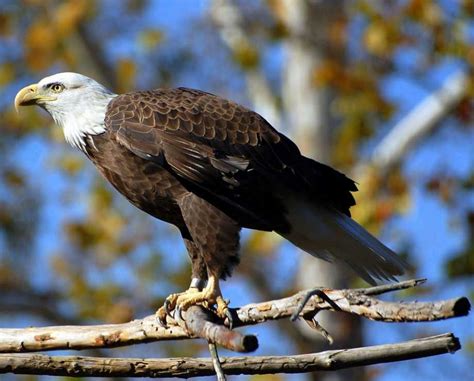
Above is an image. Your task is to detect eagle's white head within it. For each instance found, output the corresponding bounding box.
[15,72,117,151]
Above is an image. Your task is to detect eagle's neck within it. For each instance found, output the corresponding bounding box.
[51,92,117,152]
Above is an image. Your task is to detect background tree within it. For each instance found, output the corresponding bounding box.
[0,1,472,380]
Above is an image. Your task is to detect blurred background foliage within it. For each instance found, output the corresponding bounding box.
[0,0,473,380]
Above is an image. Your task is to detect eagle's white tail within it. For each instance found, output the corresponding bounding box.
[281,198,407,285]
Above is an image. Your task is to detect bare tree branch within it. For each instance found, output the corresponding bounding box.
[0,334,460,377]
[176,306,258,352]
[210,0,281,128]
[232,279,470,327]
[370,69,468,170]
[208,342,226,381]
[73,24,118,91]
[0,279,469,354]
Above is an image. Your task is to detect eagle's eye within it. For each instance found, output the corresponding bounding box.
[50,83,64,93]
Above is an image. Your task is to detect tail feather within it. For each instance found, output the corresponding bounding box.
[282,198,407,285]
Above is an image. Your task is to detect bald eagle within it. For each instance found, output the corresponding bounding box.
[15,72,406,322]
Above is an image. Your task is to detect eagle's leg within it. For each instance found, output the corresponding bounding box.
[168,194,240,323]
[156,237,208,324]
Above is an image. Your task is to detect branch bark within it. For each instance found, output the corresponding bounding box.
[0,279,469,354]
[0,334,460,377]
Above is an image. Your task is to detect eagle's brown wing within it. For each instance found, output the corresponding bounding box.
[104,88,356,232]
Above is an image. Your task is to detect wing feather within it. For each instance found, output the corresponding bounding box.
[105,88,356,231]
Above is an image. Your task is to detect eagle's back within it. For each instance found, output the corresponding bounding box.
[104,88,293,232]
[102,87,357,232]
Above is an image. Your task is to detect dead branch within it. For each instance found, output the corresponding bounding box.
[0,333,460,377]
[233,278,470,327]
[0,279,469,355]
[176,306,258,352]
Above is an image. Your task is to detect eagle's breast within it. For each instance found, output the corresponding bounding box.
[85,132,187,226]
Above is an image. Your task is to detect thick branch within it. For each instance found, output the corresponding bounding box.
[0,334,460,377]
[0,305,254,354]
[231,278,470,327]
[177,306,258,352]
[0,279,469,354]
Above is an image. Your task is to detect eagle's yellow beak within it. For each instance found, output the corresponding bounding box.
[15,84,40,112]
[14,84,57,112]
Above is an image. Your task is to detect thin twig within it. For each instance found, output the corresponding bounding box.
[209,342,226,381]
[358,278,427,296]
[302,312,334,344]
[0,334,460,377]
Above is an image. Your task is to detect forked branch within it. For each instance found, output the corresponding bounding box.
[0,279,469,354]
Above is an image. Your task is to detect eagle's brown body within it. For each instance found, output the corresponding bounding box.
[84,88,357,281]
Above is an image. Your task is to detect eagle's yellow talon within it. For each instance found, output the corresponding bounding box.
[156,306,168,327]
[163,275,229,320]
[215,296,229,318]
[156,287,203,325]
[164,294,178,313]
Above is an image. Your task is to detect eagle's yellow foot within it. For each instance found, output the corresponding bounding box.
[156,279,206,327]
[173,276,233,327]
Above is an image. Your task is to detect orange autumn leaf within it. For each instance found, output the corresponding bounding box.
[116,59,137,93]
[54,0,91,36]
[24,20,57,71]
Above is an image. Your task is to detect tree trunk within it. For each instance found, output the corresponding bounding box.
[281,1,364,380]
